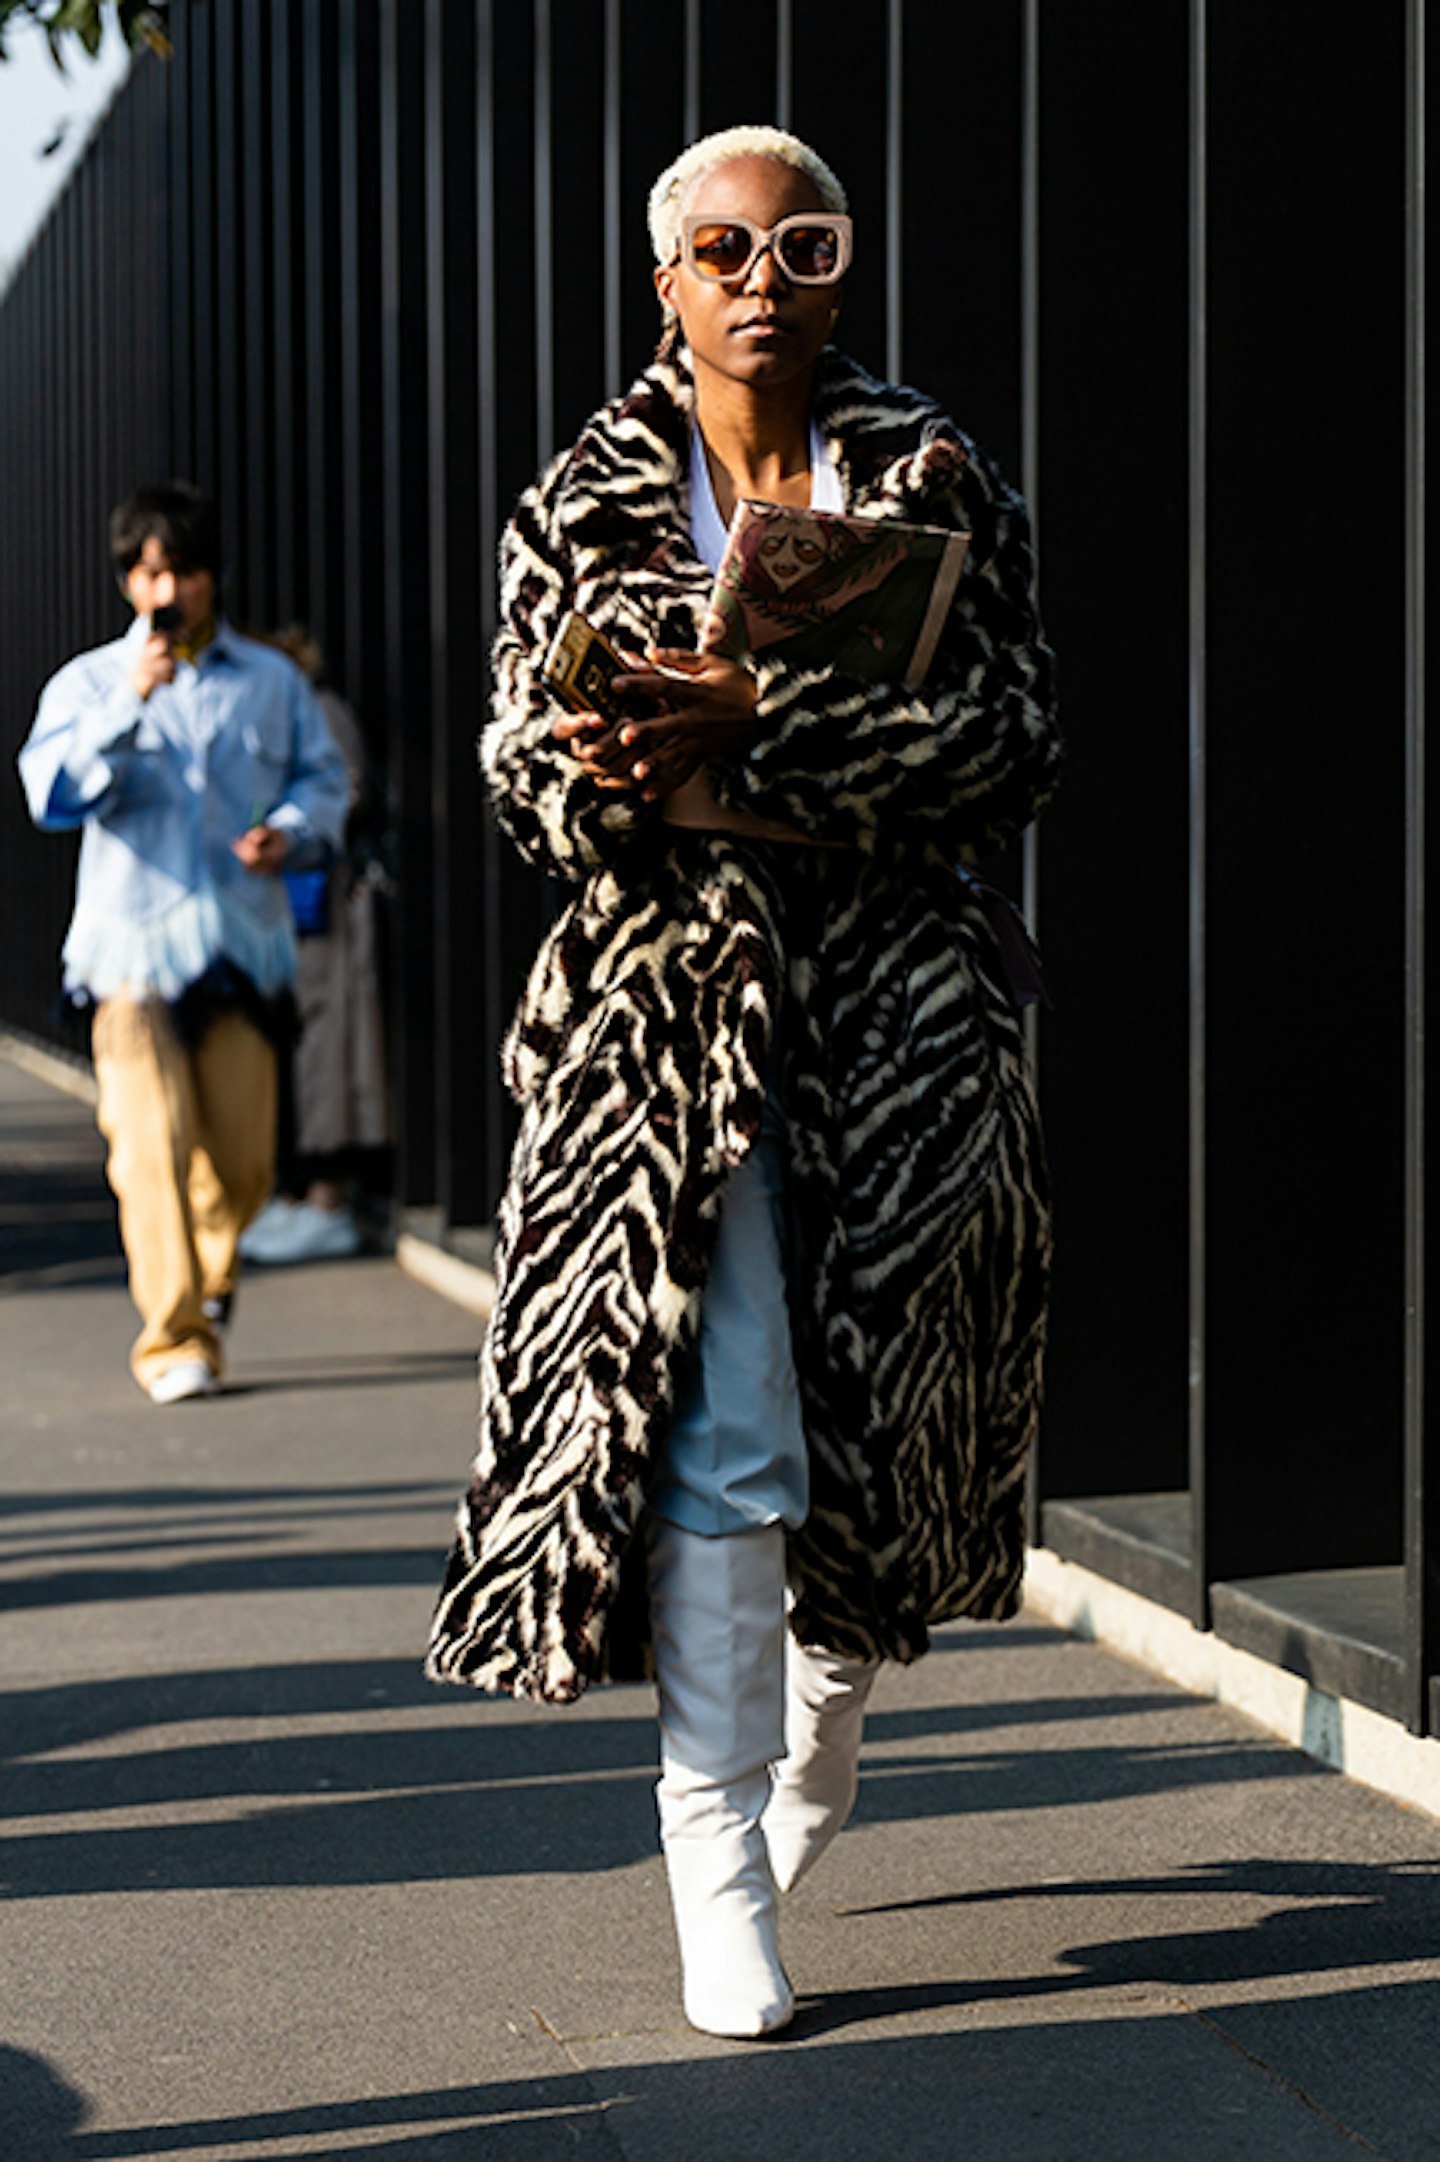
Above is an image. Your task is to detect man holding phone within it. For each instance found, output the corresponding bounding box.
[17,481,348,1402]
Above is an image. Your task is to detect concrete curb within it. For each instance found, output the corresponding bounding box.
[0,1024,96,1104]
[1024,1543,1440,1825]
[394,1231,496,1322]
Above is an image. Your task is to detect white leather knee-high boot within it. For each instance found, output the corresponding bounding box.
[647,1515,794,2038]
[763,1635,879,1894]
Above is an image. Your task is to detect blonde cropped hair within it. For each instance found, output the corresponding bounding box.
[647,125,849,264]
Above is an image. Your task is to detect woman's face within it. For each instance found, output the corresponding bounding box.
[655,155,841,394]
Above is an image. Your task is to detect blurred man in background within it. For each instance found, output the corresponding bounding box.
[17,481,347,1403]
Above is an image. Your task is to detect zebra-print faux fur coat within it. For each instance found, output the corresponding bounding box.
[427,347,1060,1704]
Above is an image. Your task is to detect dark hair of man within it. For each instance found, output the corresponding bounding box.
[109,481,222,581]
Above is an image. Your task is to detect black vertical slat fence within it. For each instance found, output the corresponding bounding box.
[0,0,1427,1736]
[424,0,487,1235]
[189,3,216,501]
[1186,0,1209,1623]
[272,4,300,631]
[1403,0,1435,1736]
[1194,0,1409,1721]
[239,0,270,629]
[376,0,435,1214]
[212,0,240,576]
[1030,1,1193,1592]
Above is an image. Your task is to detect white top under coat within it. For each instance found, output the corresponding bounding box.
[687,416,845,575]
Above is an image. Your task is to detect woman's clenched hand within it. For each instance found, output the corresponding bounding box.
[551,647,757,803]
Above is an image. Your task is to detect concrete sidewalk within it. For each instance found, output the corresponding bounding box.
[2,1047,1438,2162]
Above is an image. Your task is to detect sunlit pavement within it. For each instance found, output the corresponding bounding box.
[2,1049,1438,2162]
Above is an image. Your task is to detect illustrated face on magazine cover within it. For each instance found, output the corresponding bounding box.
[737,511,869,608]
[714,499,965,686]
[757,519,830,590]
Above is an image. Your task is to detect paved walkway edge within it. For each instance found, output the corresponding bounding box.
[1024,1544,1440,1823]
[0,1023,96,1104]
[394,1229,496,1322]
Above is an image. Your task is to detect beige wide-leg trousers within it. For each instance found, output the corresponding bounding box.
[92,993,277,1388]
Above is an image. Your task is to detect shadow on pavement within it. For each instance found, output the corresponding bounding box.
[210,1349,479,1398]
[0,1482,451,1527]
[0,1691,661,1900]
[0,1473,458,1617]
[613,1983,1440,2160]
[853,1725,1318,1826]
[0,1101,119,1286]
[0,1647,1388,1903]
[815,1854,1440,2016]
[0,2048,625,2161]
[8,1976,1440,2161]
[0,1544,446,1613]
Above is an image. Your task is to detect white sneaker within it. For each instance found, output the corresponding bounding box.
[240,1200,362,1266]
[148,1359,219,1405]
[238,1196,299,1261]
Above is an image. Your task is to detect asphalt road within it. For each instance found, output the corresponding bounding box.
[3,1051,1438,2161]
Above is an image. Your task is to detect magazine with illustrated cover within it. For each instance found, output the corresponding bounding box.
[704,500,972,687]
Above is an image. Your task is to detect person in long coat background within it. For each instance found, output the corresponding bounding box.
[428,124,1061,2039]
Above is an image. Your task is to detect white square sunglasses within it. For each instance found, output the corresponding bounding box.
[677,211,853,287]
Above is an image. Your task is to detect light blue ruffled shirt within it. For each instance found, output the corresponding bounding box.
[18,616,349,1002]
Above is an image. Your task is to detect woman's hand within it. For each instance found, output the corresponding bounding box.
[551,710,634,792]
[551,649,757,803]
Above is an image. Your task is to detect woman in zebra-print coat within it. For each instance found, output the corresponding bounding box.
[428,125,1060,2037]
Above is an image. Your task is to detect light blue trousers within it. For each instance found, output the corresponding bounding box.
[650,1087,809,1540]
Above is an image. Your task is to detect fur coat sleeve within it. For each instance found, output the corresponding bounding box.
[480,455,665,881]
